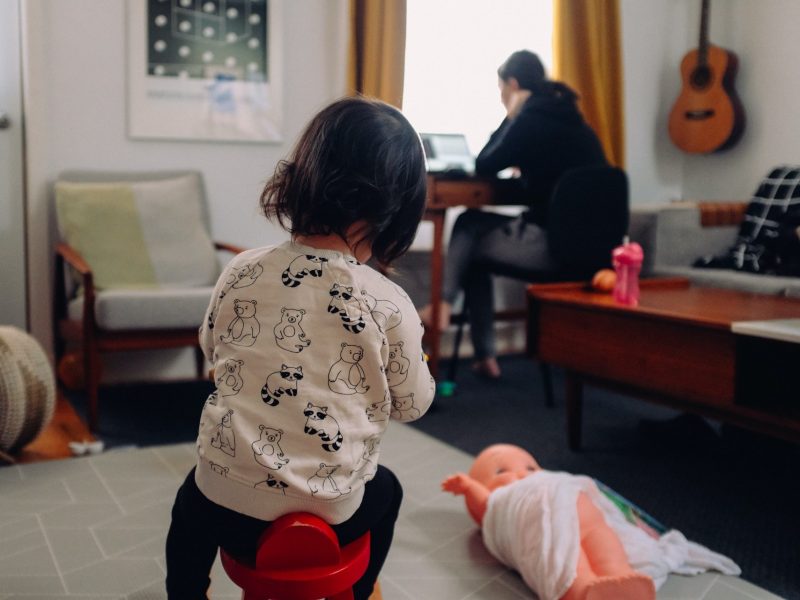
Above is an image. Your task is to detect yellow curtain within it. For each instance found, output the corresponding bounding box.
[347,0,407,108]
[553,0,625,167]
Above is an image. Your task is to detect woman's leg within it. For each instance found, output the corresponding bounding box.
[441,210,516,304]
[473,215,556,276]
[333,465,404,600]
[421,209,514,332]
[466,216,557,363]
[463,266,495,360]
[420,209,515,334]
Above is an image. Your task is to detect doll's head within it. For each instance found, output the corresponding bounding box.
[470,444,541,492]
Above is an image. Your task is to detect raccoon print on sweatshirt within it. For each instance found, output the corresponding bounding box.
[261,365,303,406]
[327,283,366,334]
[281,255,328,287]
[303,403,343,452]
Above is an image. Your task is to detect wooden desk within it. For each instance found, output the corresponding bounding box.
[422,175,502,377]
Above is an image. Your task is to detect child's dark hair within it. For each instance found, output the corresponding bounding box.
[261,96,428,266]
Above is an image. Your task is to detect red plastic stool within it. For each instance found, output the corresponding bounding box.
[220,512,371,600]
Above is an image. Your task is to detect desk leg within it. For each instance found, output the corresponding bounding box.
[427,209,445,379]
[566,370,583,451]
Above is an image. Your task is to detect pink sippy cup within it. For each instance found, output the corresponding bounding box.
[612,236,644,307]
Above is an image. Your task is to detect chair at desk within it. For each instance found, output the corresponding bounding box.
[445,165,629,404]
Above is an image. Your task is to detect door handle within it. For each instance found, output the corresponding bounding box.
[0,113,10,129]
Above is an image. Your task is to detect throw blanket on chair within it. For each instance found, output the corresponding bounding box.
[482,471,740,600]
[695,165,800,275]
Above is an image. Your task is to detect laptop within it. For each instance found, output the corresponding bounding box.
[420,133,475,175]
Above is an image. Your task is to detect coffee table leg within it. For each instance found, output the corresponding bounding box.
[566,370,583,450]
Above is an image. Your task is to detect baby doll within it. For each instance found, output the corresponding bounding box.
[442,444,655,600]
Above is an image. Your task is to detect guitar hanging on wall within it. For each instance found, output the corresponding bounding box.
[668,0,745,154]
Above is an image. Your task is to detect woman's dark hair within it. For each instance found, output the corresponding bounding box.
[260,96,427,267]
[498,49,577,101]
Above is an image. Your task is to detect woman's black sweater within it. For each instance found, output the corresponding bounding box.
[475,92,608,226]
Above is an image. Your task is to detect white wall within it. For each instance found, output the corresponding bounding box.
[0,0,27,329]
[621,0,690,205]
[23,0,348,371]
[621,0,800,203]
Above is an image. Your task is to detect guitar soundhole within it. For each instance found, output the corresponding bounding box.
[690,66,712,89]
[684,109,715,121]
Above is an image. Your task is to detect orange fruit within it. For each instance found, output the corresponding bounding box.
[591,269,617,292]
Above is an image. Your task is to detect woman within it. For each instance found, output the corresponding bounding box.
[420,50,608,378]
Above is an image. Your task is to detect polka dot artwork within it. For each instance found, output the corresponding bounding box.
[146,0,267,80]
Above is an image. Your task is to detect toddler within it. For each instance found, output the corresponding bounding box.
[166,96,435,599]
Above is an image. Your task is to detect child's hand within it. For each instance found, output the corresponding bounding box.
[442,473,472,495]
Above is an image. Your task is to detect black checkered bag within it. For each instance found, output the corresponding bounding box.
[694,165,800,274]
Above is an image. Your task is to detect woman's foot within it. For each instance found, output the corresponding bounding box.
[471,357,501,379]
[419,302,452,332]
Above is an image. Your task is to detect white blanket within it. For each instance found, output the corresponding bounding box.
[482,471,740,600]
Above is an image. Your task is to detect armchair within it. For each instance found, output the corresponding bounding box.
[53,171,245,431]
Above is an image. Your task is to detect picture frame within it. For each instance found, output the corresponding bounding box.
[127,0,283,143]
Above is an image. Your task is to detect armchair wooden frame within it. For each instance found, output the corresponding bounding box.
[54,240,245,432]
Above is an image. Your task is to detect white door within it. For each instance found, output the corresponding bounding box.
[0,0,27,329]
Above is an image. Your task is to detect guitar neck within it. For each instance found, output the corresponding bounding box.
[698,0,710,65]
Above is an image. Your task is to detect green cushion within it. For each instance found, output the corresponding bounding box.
[55,174,219,290]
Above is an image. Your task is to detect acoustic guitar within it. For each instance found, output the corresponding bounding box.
[668,0,745,154]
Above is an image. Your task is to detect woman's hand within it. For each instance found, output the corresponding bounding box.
[506,89,532,120]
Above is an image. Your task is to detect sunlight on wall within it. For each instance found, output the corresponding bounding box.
[403,0,553,155]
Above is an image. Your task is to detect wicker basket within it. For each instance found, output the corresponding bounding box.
[0,326,56,453]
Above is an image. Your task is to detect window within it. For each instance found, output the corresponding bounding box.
[403,0,553,156]
[402,1,553,249]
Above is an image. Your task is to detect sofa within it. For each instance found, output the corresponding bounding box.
[631,201,800,297]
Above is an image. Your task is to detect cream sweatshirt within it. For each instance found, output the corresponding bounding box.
[194,241,435,523]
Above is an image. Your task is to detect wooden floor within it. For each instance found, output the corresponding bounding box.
[10,391,95,465]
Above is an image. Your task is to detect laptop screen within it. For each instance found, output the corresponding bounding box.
[419,133,475,173]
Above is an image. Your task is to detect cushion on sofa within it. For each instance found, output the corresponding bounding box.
[68,287,214,330]
[55,174,220,290]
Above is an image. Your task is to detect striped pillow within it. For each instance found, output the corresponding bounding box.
[55,174,220,289]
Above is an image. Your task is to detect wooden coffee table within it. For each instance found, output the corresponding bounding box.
[526,278,800,449]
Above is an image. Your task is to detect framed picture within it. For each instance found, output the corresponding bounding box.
[127,0,283,143]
